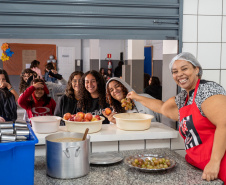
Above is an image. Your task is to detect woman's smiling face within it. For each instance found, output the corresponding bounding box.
[108,80,125,101]
[72,75,82,92]
[85,74,98,95]
[33,84,44,99]
[172,60,199,92]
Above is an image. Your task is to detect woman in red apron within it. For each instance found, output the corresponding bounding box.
[179,79,226,182]
[127,52,226,183]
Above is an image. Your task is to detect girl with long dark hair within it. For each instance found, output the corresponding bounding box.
[77,70,109,124]
[54,71,84,123]
[144,76,162,100]
[0,69,18,122]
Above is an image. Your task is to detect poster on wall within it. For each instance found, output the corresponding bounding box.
[57,47,75,81]
[2,43,56,75]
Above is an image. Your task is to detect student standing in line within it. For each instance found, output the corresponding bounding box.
[144,76,162,100]
[30,60,43,79]
[44,62,63,83]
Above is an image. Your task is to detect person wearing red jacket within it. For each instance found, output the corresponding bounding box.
[18,79,56,120]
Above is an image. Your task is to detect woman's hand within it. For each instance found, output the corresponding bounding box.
[33,82,44,89]
[0,116,5,122]
[0,81,19,101]
[0,81,11,90]
[202,160,220,181]
[102,110,116,124]
[126,91,140,101]
[51,69,58,74]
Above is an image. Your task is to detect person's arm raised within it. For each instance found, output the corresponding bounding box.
[127,91,178,121]
[201,94,226,181]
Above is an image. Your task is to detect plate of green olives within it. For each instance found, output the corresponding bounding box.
[124,154,176,172]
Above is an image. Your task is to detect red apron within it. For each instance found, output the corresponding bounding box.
[179,79,226,182]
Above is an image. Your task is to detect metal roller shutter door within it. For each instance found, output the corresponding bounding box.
[0,0,183,49]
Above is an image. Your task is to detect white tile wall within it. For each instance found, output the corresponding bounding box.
[92,141,118,153]
[222,16,226,42]
[183,0,226,94]
[183,0,198,15]
[146,139,170,149]
[119,140,144,151]
[182,43,197,57]
[220,70,226,89]
[224,0,226,15]
[198,16,222,42]
[182,15,197,42]
[199,0,222,15]
[202,70,220,84]
[221,43,226,69]
[197,43,221,69]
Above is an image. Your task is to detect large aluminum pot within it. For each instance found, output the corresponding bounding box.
[45,132,90,179]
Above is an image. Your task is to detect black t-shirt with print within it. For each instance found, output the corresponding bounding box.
[85,98,109,124]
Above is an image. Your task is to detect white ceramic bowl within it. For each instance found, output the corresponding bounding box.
[30,116,61,134]
[113,113,154,131]
[63,116,105,134]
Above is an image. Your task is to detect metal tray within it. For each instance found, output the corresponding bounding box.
[124,154,176,172]
[90,152,124,165]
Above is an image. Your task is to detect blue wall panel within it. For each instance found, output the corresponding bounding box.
[144,46,152,76]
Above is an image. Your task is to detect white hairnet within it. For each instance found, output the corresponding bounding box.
[169,52,203,77]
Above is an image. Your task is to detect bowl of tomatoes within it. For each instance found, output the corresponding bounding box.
[62,112,105,133]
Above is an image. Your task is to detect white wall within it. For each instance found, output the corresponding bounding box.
[90,39,100,59]
[82,39,90,73]
[182,0,226,89]
[163,40,178,55]
[127,40,145,60]
[145,40,163,60]
[99,40,124,60]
